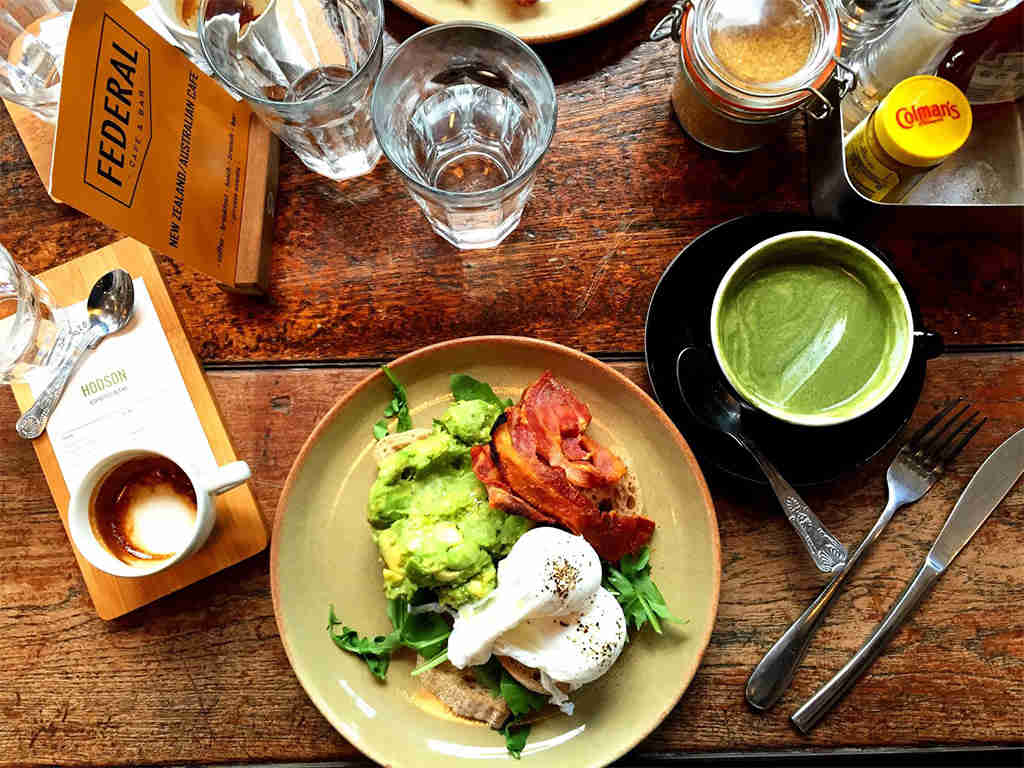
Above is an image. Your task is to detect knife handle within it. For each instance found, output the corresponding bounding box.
[790,558,944,733]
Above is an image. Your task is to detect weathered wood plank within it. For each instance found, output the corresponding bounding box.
[0,353,1020,765]
[0,4,1019,363]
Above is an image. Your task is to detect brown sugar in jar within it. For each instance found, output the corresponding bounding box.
[665,0,841,153]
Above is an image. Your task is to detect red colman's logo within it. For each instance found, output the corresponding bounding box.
[895,101,961,129]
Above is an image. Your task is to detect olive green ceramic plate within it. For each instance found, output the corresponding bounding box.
[390,0,646,44]
[271,337,720,768]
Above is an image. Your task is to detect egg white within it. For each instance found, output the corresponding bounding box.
[446,527,627,707]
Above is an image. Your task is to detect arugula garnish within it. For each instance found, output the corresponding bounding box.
[410,647,449,676]
[502,723,531,760]
[327,605,399,680]
[603,546,686,635]
[472,657,503,697]
[450,373,513,409]
[373,365,413,439]
[498,669,545,759]
[499,669,548,716]
[327,597,450,680]
[470,658,545,758]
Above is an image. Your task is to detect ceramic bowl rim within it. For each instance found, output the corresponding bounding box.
[709,230,915,427]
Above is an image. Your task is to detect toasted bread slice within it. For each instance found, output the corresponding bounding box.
[417,658,510,729]
[372,427,433,467]
[580,462,640,517]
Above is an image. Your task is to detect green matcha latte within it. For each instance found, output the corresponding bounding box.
[711,232,913,426]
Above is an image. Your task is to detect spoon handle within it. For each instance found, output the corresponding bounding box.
[742,439,848,573]
[16,327,99,440]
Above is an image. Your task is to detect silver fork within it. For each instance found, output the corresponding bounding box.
[745,401,986,711]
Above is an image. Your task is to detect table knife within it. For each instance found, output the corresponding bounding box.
[791,426,1024,734]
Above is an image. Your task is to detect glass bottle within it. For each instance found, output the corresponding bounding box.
[841,0,1024,130]
[837,0,912,62]
[937,3,1024,104]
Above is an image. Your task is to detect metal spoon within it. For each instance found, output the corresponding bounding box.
[17,270,134,439]
[675,346,848,573]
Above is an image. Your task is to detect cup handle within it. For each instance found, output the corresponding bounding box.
[913,329,944,360]
[202,461,251,497]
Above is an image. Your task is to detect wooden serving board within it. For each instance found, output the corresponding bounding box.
[9,238,267,620]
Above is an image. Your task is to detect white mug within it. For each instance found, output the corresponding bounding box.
[67,447,250,578]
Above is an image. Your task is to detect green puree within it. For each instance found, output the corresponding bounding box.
[368,399,533,608]
[717,259,903,418]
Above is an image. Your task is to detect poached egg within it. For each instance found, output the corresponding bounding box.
[446,527,627,711]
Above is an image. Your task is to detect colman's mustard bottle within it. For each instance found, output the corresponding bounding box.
[844,75,973,203]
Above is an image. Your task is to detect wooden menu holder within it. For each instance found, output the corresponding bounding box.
[10,239,268,620]
[2,100,277,296]
[1,0,279,296]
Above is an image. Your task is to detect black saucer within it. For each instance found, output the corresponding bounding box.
[644,213,943,486]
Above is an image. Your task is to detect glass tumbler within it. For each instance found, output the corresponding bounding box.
[198,0,383,181]
[0,243,73,385]
[0,0,75,123]
[371,22,557,250]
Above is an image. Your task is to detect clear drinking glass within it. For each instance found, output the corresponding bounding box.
[371,22,557,250]
[197,0,383,181]
[0,0,75,123]
[0,243,73,385]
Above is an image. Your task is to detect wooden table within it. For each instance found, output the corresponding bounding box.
[1,3,1022,765]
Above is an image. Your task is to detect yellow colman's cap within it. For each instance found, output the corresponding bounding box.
[874,76,972,168]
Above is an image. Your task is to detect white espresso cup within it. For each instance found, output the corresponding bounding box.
[68,447,250,578]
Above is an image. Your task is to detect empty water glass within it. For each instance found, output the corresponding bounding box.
[371,22,557,250]
[198,0,383,181]
[0,0,75,123]
[0,243,73,385]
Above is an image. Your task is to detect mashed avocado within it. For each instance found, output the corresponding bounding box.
[440,399,503,444]
[368,399,531,607]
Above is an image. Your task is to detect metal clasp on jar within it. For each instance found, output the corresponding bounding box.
[650,0,688,44]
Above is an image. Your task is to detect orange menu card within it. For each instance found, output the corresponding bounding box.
[47,0,276,293]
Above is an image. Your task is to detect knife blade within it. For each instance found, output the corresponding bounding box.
[927,426,1024,570]
[791,426,1024,733]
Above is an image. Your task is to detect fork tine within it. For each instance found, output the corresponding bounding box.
[926,410,979,461]
[906,400,962,450]
[919,403,971,453]
[940,416,987,464]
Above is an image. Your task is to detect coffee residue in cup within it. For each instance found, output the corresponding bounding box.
[90,456,198,566]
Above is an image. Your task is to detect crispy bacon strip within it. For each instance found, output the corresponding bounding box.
[493,408,597,530]
[578,435,627,486]
[582,506,656,564]
[562,436,590,462]
[470,444,554,524]
[520,372,625,489]
[470,372,655,561]
[486,407,653,562]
